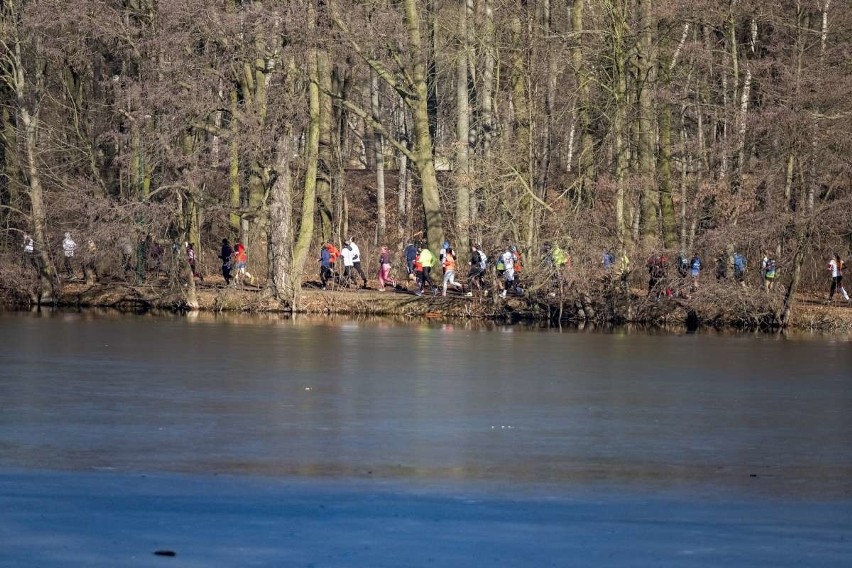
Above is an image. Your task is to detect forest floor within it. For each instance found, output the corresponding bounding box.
[27,269,852,334]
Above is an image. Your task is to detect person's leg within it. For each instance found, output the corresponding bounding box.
[382,264,394,287]
[829,277,838,300]
[356,262,368,286]
[449,271,461,290]
[442,271,450,296]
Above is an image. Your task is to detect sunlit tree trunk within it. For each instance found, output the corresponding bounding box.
[267,124,294,303]
[371,69,387,244]
[657,23,688,250]
[480,0,495,162]
[782,0,833,325]
[403,0,445,255]
[5,0,56,300]
[316,46,335,243]
[509,11,534,247]
[636,0,657,249]
[608,0,630,262]
[228,89,241,233]
[288,7,323,309]
[454,0,471,259]
[571,0,594,206]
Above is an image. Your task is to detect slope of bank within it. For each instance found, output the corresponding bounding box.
[6,277,852,333]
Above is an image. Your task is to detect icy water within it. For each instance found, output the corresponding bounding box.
[2,310,852,567]
[1,310,850,496]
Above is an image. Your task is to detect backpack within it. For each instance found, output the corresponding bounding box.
[471,250,482,266]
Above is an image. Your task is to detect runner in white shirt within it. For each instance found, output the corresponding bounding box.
[340,245,355,287]
[500,248,515,298]
[828,253,849,302]
[62,232,77,279]
[346,238,368,288]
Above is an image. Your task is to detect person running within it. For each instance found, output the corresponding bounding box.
[715,254,727,280]
[326,241,340,271]
[602,249,615,272]
[233,242,255,286]
[646,252,668,297]
[510,245,524,292]
[441,247,463,296]
[552,244,568,270]
[62,232,77,280]
[439,240,450,276]
[468,244,487,293]
[346,238,368,288]
[689,253,701,290]
[416,245,436,296]
[828,253,849,302]
[413,246,424,292]
[319,244,333,289]
[404,241,418,281]
[22,233,37,272]
[500,246,516,299]
[340,242,355,287]
[219,238,234,287]
[83,239,98,284]
[761,252,777,291]
[187,243,203,282]
[377,246,397,291]
[733,252,746,286]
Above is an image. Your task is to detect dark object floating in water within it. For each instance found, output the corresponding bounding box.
[154,550,177,557]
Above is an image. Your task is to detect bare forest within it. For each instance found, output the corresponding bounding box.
[1,0,850,323]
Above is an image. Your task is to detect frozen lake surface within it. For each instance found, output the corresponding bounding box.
[1,311,851,566]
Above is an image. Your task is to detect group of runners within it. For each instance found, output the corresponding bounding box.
[316,239,574,299]
[18,230,849,303]
[644,249,848,302]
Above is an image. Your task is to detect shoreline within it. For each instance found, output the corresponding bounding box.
[5,277,852,333]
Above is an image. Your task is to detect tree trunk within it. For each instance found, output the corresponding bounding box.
[509,12,533,247]
[316,48,334,242]
[571,0,594,205]
[480,0,495,161]
[6,4,56,301]
[228,89,241,233]
[403,0,445,256]
[454,0,471,260]
[267,126,294,303]
[371,69,387,244]
[610,0,630,264]
[288,15,323,309]
[636,0,658,249]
